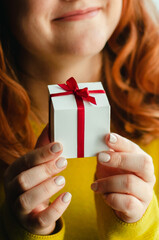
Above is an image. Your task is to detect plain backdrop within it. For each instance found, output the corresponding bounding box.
[153,0,159,10]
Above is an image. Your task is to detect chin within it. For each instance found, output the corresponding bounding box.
[56,32,108,57]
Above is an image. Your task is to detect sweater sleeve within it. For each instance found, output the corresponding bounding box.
[95,191,159,240]
[0,202,65,240]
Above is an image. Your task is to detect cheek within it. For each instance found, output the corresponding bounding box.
[105,0,123,32]
[6,0,55,53]
[7,0,52,19]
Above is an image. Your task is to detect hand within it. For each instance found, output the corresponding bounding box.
[91,133,156,223]
[4,125,72,235]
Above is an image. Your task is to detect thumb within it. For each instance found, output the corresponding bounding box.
[35,123,51,148]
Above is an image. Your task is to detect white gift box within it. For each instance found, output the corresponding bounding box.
[48,80,110,158]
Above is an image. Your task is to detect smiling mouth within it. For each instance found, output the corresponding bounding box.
[54,7,101,22]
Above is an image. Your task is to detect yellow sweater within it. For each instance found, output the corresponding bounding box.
[0,123,159,240]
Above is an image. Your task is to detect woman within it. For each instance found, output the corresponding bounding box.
[0,0,159,239]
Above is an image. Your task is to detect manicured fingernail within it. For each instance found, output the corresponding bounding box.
[62,192,72,203]
[51,142,62,153]
[109,134,117,143]
[54,176,65,186]
[56,157,67,169]
[91,182,98,191]
[98,152,110,163]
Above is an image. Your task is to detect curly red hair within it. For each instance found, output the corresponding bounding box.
[0,0,159,164]
[104,0,159,143]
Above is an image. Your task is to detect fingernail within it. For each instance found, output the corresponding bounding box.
[54,176,65,186]
[109,134,117,144]
[62,192,72,203]
[56,157,67,169]
[51,142,62,153]
[98,152,110,163]
[91,182,98,191]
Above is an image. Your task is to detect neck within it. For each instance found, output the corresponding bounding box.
[18,50,103,124]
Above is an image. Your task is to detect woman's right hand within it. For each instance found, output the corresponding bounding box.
[4,126,71,235]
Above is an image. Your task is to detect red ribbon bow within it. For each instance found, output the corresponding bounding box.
[58,77,97,105]
[50,77,105,158]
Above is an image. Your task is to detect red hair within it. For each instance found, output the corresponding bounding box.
[0,43,36,164]
[104,0,159,143]
[0,0,159,164]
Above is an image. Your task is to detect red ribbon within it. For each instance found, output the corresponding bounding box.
[50,77,105,158]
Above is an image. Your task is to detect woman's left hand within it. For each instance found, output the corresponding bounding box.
[91,133,156,223]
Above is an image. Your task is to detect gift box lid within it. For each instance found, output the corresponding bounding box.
[48,82,109,110]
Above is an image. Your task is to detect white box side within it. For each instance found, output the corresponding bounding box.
[84,105,110,157]
[54,109,77,158]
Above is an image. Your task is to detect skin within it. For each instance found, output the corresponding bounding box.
[93,134,155,223]
[3,0,155,235]
[4,125,69,235]
[4,0,123,123]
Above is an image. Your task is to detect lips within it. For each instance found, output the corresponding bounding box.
[54,7,101,21]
